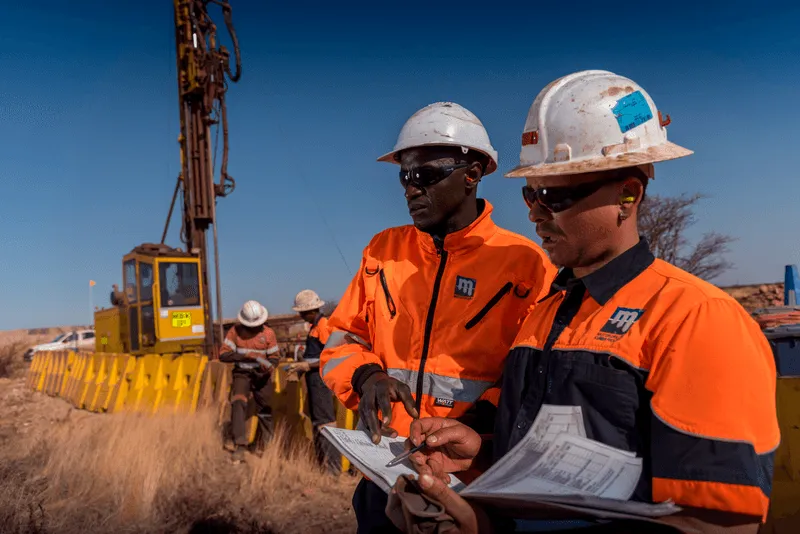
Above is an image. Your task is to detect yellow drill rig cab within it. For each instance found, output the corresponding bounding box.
[96,243,206,356]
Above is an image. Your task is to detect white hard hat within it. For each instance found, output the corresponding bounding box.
[506,70,693,179]
[238,300,269,328]
[378,102,499,176]
[292,289,325,313]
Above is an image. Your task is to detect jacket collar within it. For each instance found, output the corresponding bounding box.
[545,237,655,305]
[416,199,498,256]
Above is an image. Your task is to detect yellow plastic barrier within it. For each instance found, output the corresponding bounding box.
[763,378,800,533]
[62,352,89,406]
[83,352,111,411]
[122,354,167,413]
[198,360,233,424]
[56,351,76,396]
[25,352,46,391]
[160,353,208,414]
[43,352,64,396]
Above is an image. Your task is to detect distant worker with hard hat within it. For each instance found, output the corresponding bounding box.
[219,299,280,463]
[320,101,557,532]
[401,70,780,533]
[285,289,340,472]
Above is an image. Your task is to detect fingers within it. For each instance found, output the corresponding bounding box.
[417,475,477,533]
[377,388,394,427]
[381,426,399,439]
[359,396,383,444]
[394,382,419,419]
[425,425,480,454]
[427,457,451,484]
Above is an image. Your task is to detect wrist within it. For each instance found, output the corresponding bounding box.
[352,364,386,396]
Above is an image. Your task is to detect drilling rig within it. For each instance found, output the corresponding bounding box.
[94,0,241,357]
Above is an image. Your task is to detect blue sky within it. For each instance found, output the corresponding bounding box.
[1,0,799,329]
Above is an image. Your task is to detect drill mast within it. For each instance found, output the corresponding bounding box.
[163,0,241,354]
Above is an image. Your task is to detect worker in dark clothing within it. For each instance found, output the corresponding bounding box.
[395,70,780,533]
[285,289,340,473]
[219,299,280,464]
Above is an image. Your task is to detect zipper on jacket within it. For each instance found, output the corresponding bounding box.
[379,269,397,319]
[415,236,448,412]
[465,282,513,330]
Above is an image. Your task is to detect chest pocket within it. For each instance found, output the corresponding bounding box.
[546,352,641,453]
[364,260,397,322]
[464,279,532,331]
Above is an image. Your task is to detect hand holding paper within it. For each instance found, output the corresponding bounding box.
[407,417,482,483]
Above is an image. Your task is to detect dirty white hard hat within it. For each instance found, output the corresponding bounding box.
[238,300,269,327]
[378,102,499,176]
[292,289,325,313]
[506,70,693,179]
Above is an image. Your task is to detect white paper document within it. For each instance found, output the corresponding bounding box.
[321,426,465,493]
[322,405,680,519]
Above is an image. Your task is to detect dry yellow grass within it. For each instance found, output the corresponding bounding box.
[0,338,28,378]
[0,375,358,533]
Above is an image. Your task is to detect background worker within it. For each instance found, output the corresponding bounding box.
[320,102,557,533]
[285,289,340,473]
[219,299,280,464]
[401,70,780,533]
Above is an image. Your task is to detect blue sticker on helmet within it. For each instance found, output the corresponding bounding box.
[612,90,653,133]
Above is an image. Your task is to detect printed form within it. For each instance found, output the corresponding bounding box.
[321,426,464,493]
[462,405,642,501]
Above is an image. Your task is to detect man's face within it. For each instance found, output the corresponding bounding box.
[299,310,316,323]
[399,147,478,232]
[525,171,630,269]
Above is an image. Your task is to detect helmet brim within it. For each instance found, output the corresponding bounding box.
[504,142,693,179]
[378,144,498,176]
[292,304,323,313]
[238,310,268,328]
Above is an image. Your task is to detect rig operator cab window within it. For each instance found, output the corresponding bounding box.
[154,259,205,345]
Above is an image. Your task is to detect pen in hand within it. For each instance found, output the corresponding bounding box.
[386,441,427,468]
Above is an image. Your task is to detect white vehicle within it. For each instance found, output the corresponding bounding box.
[23,329,96,361]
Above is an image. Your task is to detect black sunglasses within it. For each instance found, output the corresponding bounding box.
[399,163,471,190]
[522,177,625,213]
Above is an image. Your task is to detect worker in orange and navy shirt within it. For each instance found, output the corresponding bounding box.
[219,299,280,463]
[319,102,557,533]
[403,70,780,533]
[285,289,339,472]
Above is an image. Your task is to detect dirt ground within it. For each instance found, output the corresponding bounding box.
[0,342,358,534]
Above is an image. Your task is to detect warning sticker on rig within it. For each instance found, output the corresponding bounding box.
[612,90,653,133]
[171,311,192,328]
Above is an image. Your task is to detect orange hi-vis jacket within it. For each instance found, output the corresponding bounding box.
[223,324,280,369]
[493,238,780,520]
[320,200,557,437]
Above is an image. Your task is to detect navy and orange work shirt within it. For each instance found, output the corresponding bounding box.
[494,238,779,520]
[302,315,330,365]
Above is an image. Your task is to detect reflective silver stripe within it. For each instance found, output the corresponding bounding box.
[304,357,320,364]
[266,345,279,355]
[236,347,267,355]
[322,353,354,378]
[325,330,372,351]
[224,338,237,350]
[385,368,493,404]
[325,331,347,350]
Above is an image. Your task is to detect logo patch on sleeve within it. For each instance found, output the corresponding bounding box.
[434,397,455,408]
[595,307,644,341]
[454,276,476,299]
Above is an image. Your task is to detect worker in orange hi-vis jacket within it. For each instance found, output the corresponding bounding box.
[285,289,340,472]
[401,70,781,534]
[218,299,280,464]
[319,101,558,533]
